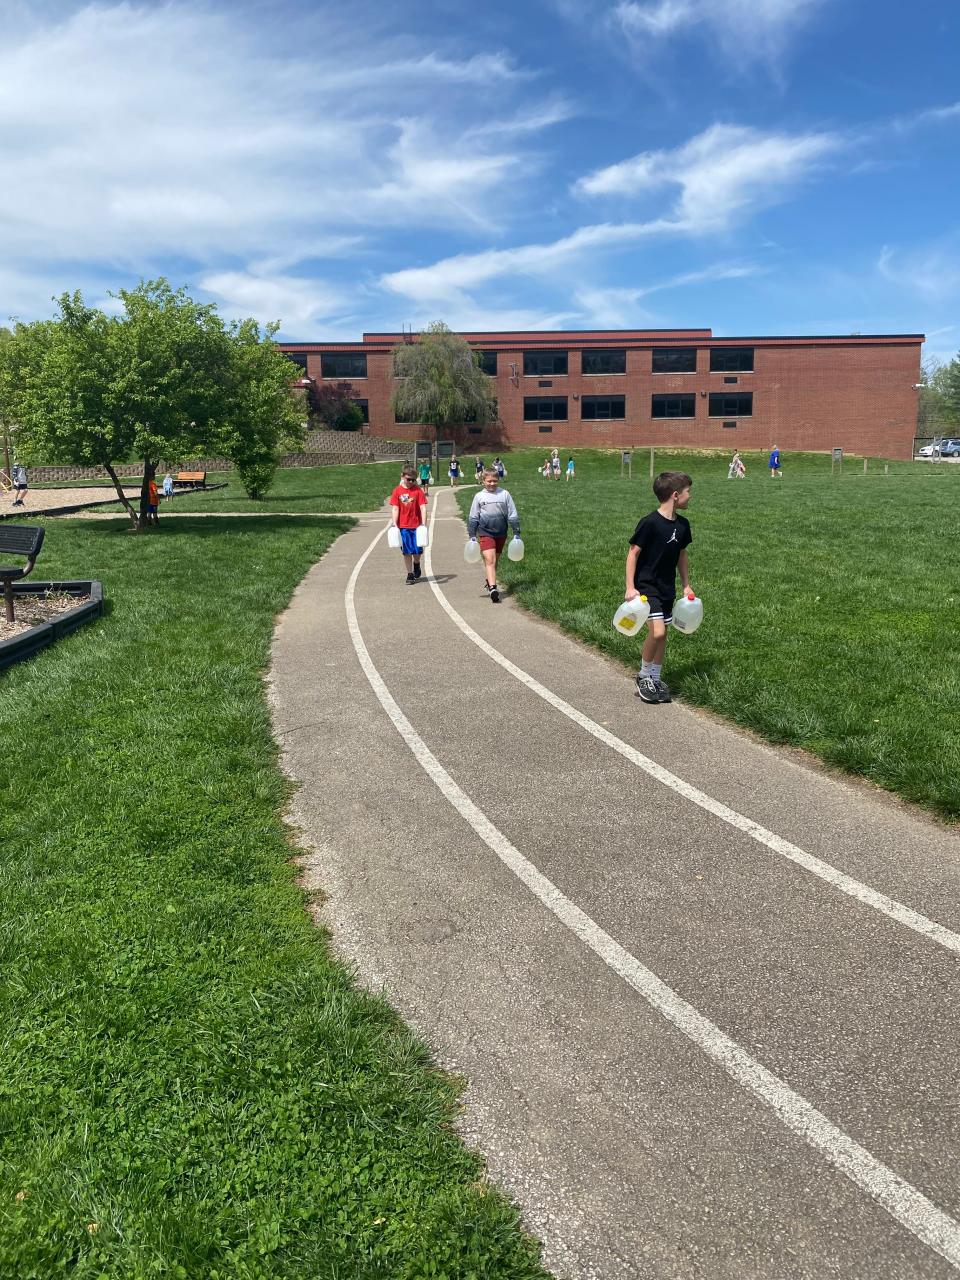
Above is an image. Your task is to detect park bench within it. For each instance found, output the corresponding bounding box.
[174,470,207,489]
[0,524,45,623]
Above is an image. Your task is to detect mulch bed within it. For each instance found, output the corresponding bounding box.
[0,592,90,638]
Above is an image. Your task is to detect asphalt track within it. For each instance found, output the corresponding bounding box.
[270,487,960,1280]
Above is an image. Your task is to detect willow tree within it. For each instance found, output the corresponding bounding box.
[391,322,496,439]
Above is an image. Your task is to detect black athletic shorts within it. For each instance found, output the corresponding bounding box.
[636,588,674,625]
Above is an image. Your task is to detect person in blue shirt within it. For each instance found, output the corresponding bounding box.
[768,445,782,478]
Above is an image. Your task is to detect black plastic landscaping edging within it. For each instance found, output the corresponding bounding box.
[0,581,103,672]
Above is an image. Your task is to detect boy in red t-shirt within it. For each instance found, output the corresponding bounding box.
[389,467,428,584]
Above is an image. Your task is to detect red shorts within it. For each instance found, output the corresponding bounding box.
[478,534,506,554]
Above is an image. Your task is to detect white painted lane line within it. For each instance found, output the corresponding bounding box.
[347,523,960,1272]
[423,495,960,959]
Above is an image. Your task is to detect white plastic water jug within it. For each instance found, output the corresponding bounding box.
[387,526,401,550]
[672,592,703,635]
[507,535,525,562]
[612,595,649,636]
[464,538,482,564]
[415,524,429,549]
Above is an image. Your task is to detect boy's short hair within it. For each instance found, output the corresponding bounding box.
[653,470,693,501]
[482,466,499,478]
[401,467,417,482]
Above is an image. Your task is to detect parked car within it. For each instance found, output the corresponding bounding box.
[918,439,960,457]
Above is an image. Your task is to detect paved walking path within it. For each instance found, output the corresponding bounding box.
[270,487,960,1280]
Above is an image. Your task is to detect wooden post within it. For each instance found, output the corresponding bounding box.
[649,446,655,479]
[3,579,13,624]
[863,457,868,475]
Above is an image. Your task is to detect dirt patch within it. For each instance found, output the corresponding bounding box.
[0,592,89,638]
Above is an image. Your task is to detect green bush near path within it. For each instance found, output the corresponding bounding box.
[0,517,548,1279]
[459,449,960,820]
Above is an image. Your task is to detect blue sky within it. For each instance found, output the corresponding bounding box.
[2,0,958,361]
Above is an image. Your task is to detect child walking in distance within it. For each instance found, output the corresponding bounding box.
[162,472,174,501]
[625,471,694,705]
[727,450,745,479]
[417,457,432,491]
[566,456,575,481]
[390,468,427,584]
[467,467,521,604]
[11,461,28,506]
[146,475,160,525]
[448,454,461,487]
[768,445,782,478]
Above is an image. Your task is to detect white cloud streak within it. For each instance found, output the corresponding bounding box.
[613,0,826,64]
[576,123,841,232]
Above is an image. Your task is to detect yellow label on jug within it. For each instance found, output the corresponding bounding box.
[620,616,636,630]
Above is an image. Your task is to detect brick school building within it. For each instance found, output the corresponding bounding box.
[279,328,924,460]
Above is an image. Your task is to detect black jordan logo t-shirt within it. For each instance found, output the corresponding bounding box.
[629,511,692,596]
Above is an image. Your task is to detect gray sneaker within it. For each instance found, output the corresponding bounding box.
[656,679,672,703]
[635,674,659,704]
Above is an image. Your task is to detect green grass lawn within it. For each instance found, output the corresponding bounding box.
[0,517,547,1280]
[459,448,960,820]
[149,464,403,514]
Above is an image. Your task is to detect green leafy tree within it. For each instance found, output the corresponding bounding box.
[391,322,496,440]
[0,326,17,479]
[219,318,305,498]
[917,357,957,438]
[9,279,303,523]
[942,354,960,429]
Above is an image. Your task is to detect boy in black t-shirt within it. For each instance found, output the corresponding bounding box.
[625,471,694,704]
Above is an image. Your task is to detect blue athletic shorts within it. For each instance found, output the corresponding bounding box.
[400,527,420,555]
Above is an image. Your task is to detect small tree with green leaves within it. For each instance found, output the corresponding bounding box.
[308,381,365,432]
[391,322,496,441]
[219,318,305,498]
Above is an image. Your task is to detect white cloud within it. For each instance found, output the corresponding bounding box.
[576,124,840,233]
[614,0,825,64]
[0,2,563,322]
[199,271,356,334]
[878,243,960,300]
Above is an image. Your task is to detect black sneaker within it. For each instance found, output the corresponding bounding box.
[656,679,672,703]
[483,579,492,592]
[635,674,659,703]
[413,563,422,579]
[405,572,415,584]
[490,587,500,603]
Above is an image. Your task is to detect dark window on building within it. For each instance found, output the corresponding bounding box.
[538,380,553,388]
[523,397,567,421]
[722,421,737,429]
[468,426,483,435]
[709,393,753,417]
[321,352,367,378]
[477,350,497,376]
[582,349,626,375]
[538,425,553,433]
[354,399,369,424]
[524,350,568,377]
[709,347,753,372]
[723,375,738,384]
[651,394,696,419]
[652,348,696,374]
[285,352,309,372]
[581,395,626,420]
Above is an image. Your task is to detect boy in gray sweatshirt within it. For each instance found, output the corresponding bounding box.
[467,467,521,603]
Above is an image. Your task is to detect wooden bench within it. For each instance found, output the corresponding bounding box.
[174,470,207,489]
[0,524,45,623]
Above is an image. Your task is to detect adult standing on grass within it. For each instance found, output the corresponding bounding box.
[625,471,694,705]
[768,445,782,478]
[390,466,427,585]
[468,466,521,605]
[11,460,28,506]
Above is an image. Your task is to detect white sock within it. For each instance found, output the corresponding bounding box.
[651,663,663,681]
[639,662,655,678]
